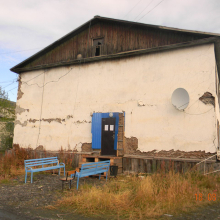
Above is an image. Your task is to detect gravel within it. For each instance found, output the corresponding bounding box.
[0,173,105,220]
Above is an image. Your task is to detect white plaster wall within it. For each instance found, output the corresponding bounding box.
[14,43,218,153]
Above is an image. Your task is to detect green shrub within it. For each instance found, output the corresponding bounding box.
[0,122,14,151]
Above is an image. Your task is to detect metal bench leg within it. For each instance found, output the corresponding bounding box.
[99,173,101,180]
[58,168,60,175]
[77,176,80,190]
[69,180,72,189]
[25,170,27,183]
[31,172,33,183]
[63,166,65,176]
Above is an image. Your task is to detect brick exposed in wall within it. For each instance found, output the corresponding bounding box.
[124,137,138,154]
[81,143,92,152]
[199,92,215,107]
[117,113,125,156]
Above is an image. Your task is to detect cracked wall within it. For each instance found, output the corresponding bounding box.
[13,43,218,153]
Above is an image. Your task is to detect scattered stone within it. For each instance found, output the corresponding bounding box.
[164,214,173,217]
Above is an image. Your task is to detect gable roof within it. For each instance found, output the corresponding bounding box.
[11,16,220,74]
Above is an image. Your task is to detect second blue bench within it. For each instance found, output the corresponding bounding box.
[71,160,110,190]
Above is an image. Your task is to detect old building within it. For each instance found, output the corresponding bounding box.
[11,16,220,172]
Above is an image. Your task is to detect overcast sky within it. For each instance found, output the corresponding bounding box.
[1,0,220,101]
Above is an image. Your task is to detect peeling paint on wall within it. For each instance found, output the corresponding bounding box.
[67,115,73,119]
[28,119,39,123]
[13,44,218,153]
[14,120,27,127]
[16,105,29,115]
[42,118,65,123]
[138,100,145,106]
[73,120,91,124]
[74,142,82,152]
[35,145,44,151]
[17,76,24,100]
[199,92,215,107]
[15,117,91,126]
[28,118,65,123]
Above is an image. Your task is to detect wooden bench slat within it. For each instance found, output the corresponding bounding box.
[24,157,57,163]
[25,161,58,167]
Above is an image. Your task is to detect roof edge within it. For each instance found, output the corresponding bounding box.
[11,37,219,74]
[10,17,95,71]
[10,16,220,72]
[96,16,220,37]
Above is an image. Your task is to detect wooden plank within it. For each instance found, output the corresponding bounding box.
[147,160,152,173]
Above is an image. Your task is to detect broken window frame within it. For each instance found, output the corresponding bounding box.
[92,37,104,57]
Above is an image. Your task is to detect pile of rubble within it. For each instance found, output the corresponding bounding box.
[133,149,215,159]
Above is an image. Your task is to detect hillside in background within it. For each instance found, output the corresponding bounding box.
[0,98,16,150]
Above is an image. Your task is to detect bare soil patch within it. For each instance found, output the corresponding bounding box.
[0,173,105,220]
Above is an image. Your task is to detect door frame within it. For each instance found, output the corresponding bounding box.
[91,112,119,153]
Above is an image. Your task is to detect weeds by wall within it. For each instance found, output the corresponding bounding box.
[0,145,28,179]
[0,122,14,151]
[55,172,220,219]
[0,145,79,180]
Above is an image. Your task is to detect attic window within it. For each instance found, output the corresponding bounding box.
[93,38,104,46]
[93,38,104,56]
[95,47,100,56]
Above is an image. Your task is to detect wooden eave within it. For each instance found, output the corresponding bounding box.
[11,37,220,79]
[10,16,220,74]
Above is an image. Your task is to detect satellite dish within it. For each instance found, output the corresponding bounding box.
[171,88,189,110]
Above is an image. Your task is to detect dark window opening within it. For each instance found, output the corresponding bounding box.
[86,158,95,162]
[95,47,100,56]
[93,38,104,57]
[93,38,104,46]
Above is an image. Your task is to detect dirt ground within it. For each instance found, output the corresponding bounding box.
[0,173,106,220]
[1,173,220,220]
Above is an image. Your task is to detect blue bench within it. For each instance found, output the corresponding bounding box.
[71,160,110,190]
[24,157,65,183]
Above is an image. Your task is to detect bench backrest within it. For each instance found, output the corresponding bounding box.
[24,157,59,168]
[80,160,110,174]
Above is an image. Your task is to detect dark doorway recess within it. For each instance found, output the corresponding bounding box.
[95,47,100,56]
[101,117,116,156]
[93,38,103,56]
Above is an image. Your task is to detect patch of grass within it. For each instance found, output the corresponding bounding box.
[55,172,220,219]
[0,178,10,184]
[0,146,27,180]
[0,117,15,122]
